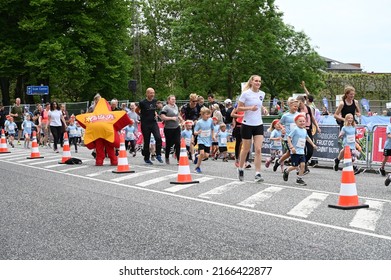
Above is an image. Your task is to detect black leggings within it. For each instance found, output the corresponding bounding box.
[50,126,62,150]
[233,125,249,161]
[164,126,181,160]
[141,122,162,160]
[305,129,314,163]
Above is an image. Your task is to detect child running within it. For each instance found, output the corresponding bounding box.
[273,97,299,172]
[211,117,220,159]
[124,119,137,157]
[181,120,194,161]
[283,114,317,186]
[193,107,215,173]
[217,123,229,161]
[265,119,284,170]
[379,117,391,176]
[66,117,79,153]
[5,116,16,148]
[22,114,36,148]
[333,113,361,175]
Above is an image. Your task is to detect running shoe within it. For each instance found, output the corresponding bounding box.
[195,167,202,173]
[265,160,270,168]
[353,166,362,175]
[193,153,198,165]
[156,155,163,163]
[254,173,264,183]
[296,178,307,186]
[165,158,170,164]
[238,169,244,181]
[379,168,386,177]
[144,159,153,165]
[273,160,280,172]
[283,168,289,181]
[245,162,251,169]
[385,175,391,186]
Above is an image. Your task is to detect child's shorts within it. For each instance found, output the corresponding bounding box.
[291,154,306,167]
[197,144,210,154]
[219,147,227,153]
[212,141,218,146]
[384,149,391,156]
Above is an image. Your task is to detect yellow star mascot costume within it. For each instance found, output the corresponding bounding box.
[76,98,131,166]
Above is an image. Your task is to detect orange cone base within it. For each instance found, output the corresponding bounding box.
[112,170,135,174]
[328,204,369,210]
[58,161,69,164]
[27,156,44,159]
[0,151,11,154]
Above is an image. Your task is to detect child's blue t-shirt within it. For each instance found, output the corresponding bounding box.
[22,120,34,135]
[288,126,308,155]
[181,129,193,147]
[385,124,391,150]
[341,125,356,150]
[270,129,283,150]
[217,130,228,147]
[194,118,214,147]
[280,112,299,140]
[6,121,16,134]
[124,126,136,141]
[67,124,78,138]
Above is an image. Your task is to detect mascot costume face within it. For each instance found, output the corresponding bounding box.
[76,98,131,166]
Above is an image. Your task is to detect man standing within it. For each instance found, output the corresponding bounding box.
[10,98,23,144]
[136,88,163,164]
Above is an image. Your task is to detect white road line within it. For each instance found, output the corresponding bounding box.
[136,174,178,187]
[0,154,29,160]
[28,158,61,165]
[165,176,213,193]
[287,193,329,218]
[237,186,284,208]
[86,169,115,177]
[17,155,58,163]
[61,165,90,172]
[3,159,391,241]
[111,169,160,182]
[350,200,384,231]
[198,181,245,199]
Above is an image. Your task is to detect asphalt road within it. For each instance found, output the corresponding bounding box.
[1,143,391,260]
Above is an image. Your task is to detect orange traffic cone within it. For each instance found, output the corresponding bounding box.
[0,129,11,153]
[170,138,199,184]
[58,132,72,164]
[112,134,134,173]
[329,146,369,210]
[27,131,44,159]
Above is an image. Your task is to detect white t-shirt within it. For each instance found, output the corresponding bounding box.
[238,89,265,126]
[48,110,63,127]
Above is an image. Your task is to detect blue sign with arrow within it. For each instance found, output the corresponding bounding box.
[27,86,49,95]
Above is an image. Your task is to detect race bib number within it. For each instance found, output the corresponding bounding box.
[220,137,227,144]
[26,123,31,128]
[200,130,211,137]
[297,138,306,148]
[70,129,77,135]
[185,138,191,146]
[347,134,355,143]
[8,125,14,130]
[274,140,282,147]
[127,132,134,139]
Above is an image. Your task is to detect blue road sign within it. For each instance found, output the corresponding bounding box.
[26,86,49,95]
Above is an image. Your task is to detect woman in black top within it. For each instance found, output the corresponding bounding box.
[334,86,361,129]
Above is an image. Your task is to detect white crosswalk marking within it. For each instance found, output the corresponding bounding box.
[237,186,283,208]
[0,154,29,160]
[111,169,160,182]
[61,165,90,172]
[287,192,329,218]
[28,158,61,165]
[136,174,177,187]
[350,200,384,231]
[17,155,58,163]
[87,169,116,177]
[198,181,245,199]
[165,176,213,193]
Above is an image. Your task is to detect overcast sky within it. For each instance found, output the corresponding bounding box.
[274,0,391,73]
